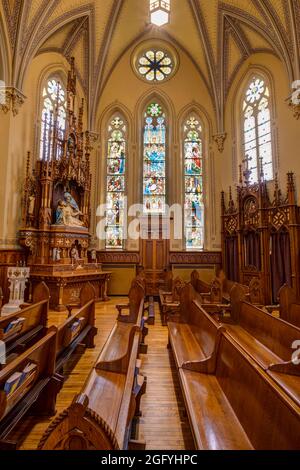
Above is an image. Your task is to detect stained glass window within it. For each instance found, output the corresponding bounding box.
[40,78,66,160]
[143,103,166,213]
[184,115,204,250]
[138,49,173,82]
[106,116,126,249]
[243,77,273,183]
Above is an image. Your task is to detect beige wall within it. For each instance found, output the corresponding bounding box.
[94,38,221,251]
[0,52,86,248]
[0,44,299,251]
[222,52,300,202]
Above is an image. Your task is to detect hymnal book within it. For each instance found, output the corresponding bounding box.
[4,317,25,334]
[4,372,22,395]
[19,362,37,386]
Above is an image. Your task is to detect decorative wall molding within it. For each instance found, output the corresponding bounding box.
[0,86,26,115]
[169,251,222,265]
[97,251,140,264]
[287,96,300,120]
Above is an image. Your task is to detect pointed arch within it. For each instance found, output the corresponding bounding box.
[240,70,276,183]
[104,111,128,249]
[231,64,279,185]
[135,89,175,211]
[0,12,10,83]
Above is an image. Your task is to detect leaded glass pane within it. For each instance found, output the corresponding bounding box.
[137,49,174,82]
[243,77,274,183]
[105,116,127,249]
[183,115,204,250]
[143,103,166,213]
[40,78,66,160]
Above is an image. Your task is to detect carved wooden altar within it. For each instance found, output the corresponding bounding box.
[222,167,300,304]
[19,59,110,310]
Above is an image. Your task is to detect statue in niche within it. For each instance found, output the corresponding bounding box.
[55,192,84,227]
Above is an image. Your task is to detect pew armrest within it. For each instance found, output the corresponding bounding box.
[116,304,129,315]
[66,303,81,317]
[268,360,300,376]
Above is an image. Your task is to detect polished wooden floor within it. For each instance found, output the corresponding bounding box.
[10,299,194,450]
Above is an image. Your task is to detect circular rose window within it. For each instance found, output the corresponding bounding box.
[132,41,178,83]
[137,49,174,82]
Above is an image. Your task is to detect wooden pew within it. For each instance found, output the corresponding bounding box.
[168,284,225,372]
[37,310,147,450]
[116,280,145,324]
[209,287,300,406]
[277,284,300,328]
[0,329,61,449]
[0,282,49,362]
[55,283,97,374]
[66,282,96,317]
[159,277,185,325]
[190,270,249,305]
[0,287,3,310]
[178,332,300,450]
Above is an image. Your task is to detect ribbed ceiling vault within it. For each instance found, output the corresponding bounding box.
[1,0,299,130]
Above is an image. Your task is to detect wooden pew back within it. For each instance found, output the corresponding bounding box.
[239,301,300,361]
[189,300,223,358]
[216,333,300,449]
[279,285,300,328]
[0,329,57,422]
[0,282,49,345]
[56,300,95,355]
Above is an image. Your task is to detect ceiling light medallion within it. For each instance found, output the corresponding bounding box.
[150,0,170,27]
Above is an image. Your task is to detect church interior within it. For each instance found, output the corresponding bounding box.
[0,0,300,452]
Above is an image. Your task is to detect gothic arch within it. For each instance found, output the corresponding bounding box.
[178,103,215,250]
[0,13,10,83]
[231,64,279,184]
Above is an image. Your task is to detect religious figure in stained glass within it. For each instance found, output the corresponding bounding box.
[184,115,204,250]
[40,78,66,160]
[143,103,166,213]
[243,77,273,183]
[106,116,127,249]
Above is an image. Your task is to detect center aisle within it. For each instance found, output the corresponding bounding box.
[139,303,194,450]
[10,298,193,450]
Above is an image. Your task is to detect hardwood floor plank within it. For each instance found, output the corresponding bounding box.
[7,299,194,450]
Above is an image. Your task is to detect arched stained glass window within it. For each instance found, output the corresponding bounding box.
[184,115,204,250]
[143,103,166,213]
[106,116,127,249]
[243,77,274,183]
[40,78,66,160]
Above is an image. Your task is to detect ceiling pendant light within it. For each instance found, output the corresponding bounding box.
[150,0,170,27]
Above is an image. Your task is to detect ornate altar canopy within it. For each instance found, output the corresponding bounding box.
[19,59,110,310]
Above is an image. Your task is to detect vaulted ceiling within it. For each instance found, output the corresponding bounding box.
[1,0,300,129]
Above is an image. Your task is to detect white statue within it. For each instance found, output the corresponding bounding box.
[55,192,84,227]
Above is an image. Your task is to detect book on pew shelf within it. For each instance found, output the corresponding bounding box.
[70,317,85,332]
[4,317,25,334]
[3,372,22,395]
[18,362,38,386]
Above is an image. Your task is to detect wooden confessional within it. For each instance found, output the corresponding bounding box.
[221,172,300,304]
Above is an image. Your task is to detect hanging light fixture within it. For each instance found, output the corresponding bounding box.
[150,0,171,27]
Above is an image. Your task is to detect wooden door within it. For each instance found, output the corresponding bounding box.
[140,216,170,295]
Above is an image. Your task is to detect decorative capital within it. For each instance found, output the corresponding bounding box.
[0,85,26,116]
[287,97,300,120]
[89,131,99,144]
[213,133,227,153]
